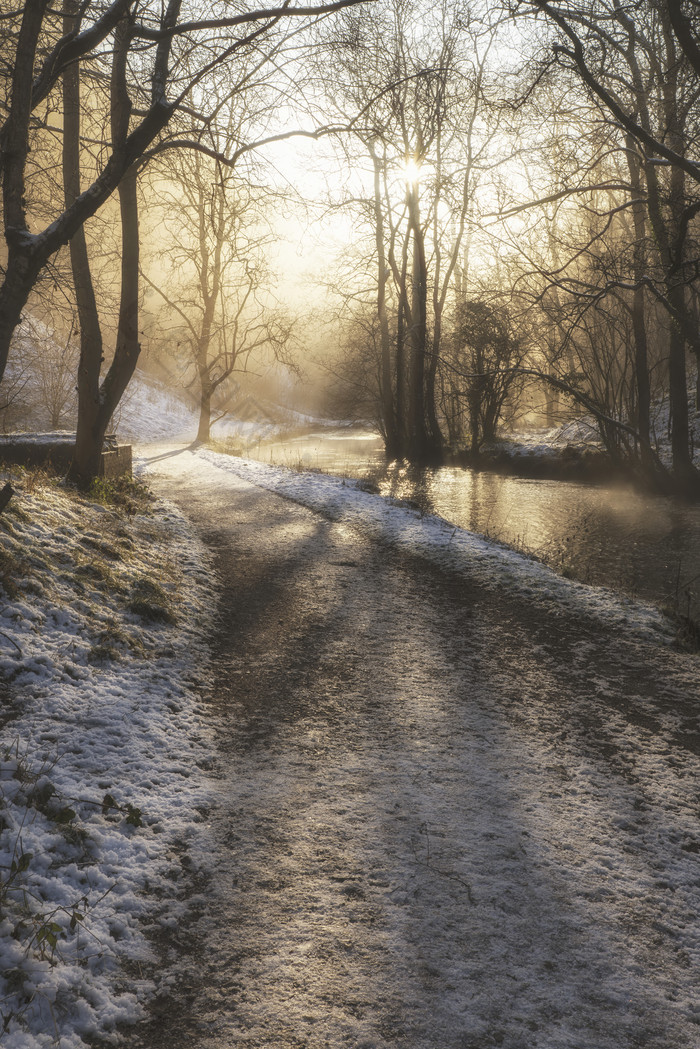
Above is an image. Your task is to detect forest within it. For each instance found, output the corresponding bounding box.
[2,0,700,490]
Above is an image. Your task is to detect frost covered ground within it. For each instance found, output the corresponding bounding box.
[113,370,319,447]
[138,444,700,1049]
[0,472,214,1047]
[0,431,698,1048]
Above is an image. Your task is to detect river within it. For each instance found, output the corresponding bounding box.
[240,428,700,628]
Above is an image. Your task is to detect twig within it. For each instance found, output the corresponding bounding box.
[0,631,22,657]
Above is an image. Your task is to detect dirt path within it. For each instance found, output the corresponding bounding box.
[134,444,700,1049]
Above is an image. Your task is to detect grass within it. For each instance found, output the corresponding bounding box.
[75,557,126,591]
[79,534,124,560]
[128,576,177,625]
[0,739,146,1035]
[0,547,21,599]
[0,466,195,1037]
[88,474,154,516]
[0,465,183,663]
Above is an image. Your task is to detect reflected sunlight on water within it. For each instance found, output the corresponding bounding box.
[249,430,700,622]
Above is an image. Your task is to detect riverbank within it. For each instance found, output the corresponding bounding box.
[0,469,215,1048]
[193,446,674,644]
[452,444,700,496]
[453,443,630,483]
[212,430,700,638]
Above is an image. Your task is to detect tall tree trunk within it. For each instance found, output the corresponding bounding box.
[62,0,104,481]
[370,146,397,456]
[643,160,694,480]
[655,13,694,481]
[630,284,652,463]
[195,328,215,443]
[469,343,483,454]
[667,282,692,475]
[425,326,442,451]
[68,15,142,486]
[624,139,653,472]
[393,235,411,457]
[196,377,212,442]
[0,0,51,382]
[407,185,429,458]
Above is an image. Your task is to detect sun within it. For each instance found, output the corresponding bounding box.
[402,157,422,184]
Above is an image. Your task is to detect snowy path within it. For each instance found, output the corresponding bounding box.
[137,444,700,1049]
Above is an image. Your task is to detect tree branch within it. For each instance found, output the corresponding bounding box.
[527,0,700,185]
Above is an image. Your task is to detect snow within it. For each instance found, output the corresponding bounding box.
[112,376,197,442]
[0,433,76,446]
[0,415,697,1047]
[494,418,603,458]
[498,403,700,467]
[192,447,674,644]
[137,444,700,1049]
[112,370,330,447]
[0,473,215,1047]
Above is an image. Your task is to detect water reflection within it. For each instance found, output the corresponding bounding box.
[253,431,386,476]
[248,430,700,622]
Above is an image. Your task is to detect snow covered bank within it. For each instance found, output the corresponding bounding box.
[113,369,335,447]
[0,473,215,1047]
[488,408,700,477]
[195,448,675,644]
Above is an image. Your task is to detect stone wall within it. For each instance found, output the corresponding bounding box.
[0,435,132,478]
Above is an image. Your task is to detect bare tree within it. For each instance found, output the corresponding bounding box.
[0,0,371,483]
[143,148,293,442]
[517,0,700,483]
[320,0,507,459]
[451,298,527,453]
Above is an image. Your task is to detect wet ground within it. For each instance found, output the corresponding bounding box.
[132,444,700,1049]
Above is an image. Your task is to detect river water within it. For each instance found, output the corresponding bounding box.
[242,429,700,626]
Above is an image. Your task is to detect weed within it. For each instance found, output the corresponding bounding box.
[209,437,245,457]
[0,745,145,1032]
[127,576,176,624]
[88,619,145,660]
[7,504,30,523]
[0,547,21,598]
[17,466,57,494]
[75,557,127,594]
[86,642,121,664]
[89,475,153,516]
[79,534,122,561]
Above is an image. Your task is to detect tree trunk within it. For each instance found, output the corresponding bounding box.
[393,236,411,457]
[653,16,694,481]
[370,148,397,456]
[625,139,654,472]
[667,283,692,477]
[0,257,42,382]
[195,325,215,444]
[68,15,141,486]
[197,381,212,443]
[407,186,429,459]
[643,163,694,479]
[0,0,49,379]
[425,325,442,451]
[469,343,483,454]
[62,0,104,483]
